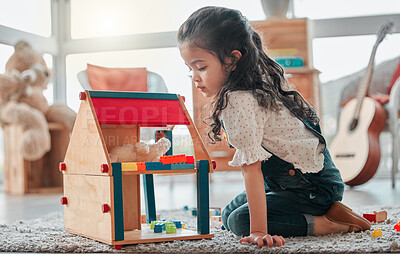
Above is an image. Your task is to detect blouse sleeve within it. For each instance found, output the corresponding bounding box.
[221,92,272,167]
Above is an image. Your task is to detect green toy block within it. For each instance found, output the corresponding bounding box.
[166,224,177,234]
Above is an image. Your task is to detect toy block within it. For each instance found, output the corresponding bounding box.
[173,221,182,229]
[192,207,221,217]
[121,163,138,171]
[363,213,376,223]
[145,162,171,170]
[154,224,163,233]
[160,154,186,164]
[137,162,146,171]
[394,222,400,231]
[186,156,194,164]
[141,215,147,224]
[373,210,387,223]
[170,163,195,170]
[166,224,177,234]
[371,229,382,237]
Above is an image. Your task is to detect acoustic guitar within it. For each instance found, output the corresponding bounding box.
[329,22,393,186]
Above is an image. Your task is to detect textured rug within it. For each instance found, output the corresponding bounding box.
[1,206,400,253]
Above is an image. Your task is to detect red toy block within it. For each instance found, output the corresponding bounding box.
[102,204,110,213]
[101,164,109,173]
[160,154,186,164]
[394,222,400,232]
[59,162,66,171]
[137,162,146,171]
[363,213,376,223]
[60,197,68,205]
[79,92,86,100]
[186,156,194,164]
[212,160,217,169]
[113,245,123,250]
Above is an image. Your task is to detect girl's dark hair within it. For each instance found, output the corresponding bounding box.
[178,6,319,143]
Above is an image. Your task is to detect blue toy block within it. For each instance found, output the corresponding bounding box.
[173,221,182,229]
[145,162,171,170]
[170,163,195,169]
[154,224,163,233]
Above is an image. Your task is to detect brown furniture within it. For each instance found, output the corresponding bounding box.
[4,122,69,194]
[192,18,320,171]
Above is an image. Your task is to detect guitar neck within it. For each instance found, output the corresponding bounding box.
[353,44,378,119]
[352,21,393,121]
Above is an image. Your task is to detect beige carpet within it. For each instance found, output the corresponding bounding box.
[1,206,400,253]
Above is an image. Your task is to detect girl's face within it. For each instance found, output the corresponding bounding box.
[180,43,229,98]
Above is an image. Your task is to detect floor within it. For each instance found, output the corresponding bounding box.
[0,168,399,225]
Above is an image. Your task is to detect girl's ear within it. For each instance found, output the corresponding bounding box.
[226,50,242,71]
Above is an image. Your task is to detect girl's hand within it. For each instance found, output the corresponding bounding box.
[239,232,285,248]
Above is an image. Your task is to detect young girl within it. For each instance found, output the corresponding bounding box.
[178,6,371,248]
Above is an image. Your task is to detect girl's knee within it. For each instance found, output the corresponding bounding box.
[226,210,250,236]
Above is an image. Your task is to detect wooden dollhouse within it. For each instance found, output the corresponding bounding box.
[59,90,214,247]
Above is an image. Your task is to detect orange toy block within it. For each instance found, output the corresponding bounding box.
[137,162,146,171]
[373,210,387,223]
[160,154,187,164]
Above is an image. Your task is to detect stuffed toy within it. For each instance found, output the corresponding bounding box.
[0,40,77,161]
[109,137,171,163]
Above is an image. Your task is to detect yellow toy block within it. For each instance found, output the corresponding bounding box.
[122,163,138,171]
[371,229,382,238]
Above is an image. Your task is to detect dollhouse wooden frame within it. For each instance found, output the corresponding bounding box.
[60,90,214,246]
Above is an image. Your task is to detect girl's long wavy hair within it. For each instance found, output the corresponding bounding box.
[178,6,319,143]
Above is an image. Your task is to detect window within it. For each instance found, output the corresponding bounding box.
[70,0,266,39]
[0,0,51,37]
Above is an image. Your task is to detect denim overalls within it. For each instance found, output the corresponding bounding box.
[221,115,345,237]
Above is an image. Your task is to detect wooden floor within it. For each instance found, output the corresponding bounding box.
[0,169,399,225]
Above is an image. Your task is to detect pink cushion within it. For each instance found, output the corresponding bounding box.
[86,64,148,92]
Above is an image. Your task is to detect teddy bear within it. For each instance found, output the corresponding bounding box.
[109,137,171,163]
[0,40,77,161]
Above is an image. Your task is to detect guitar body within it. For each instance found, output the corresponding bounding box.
[329,97,387,186]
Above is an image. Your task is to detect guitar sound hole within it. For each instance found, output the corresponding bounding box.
[349,119,358,131]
